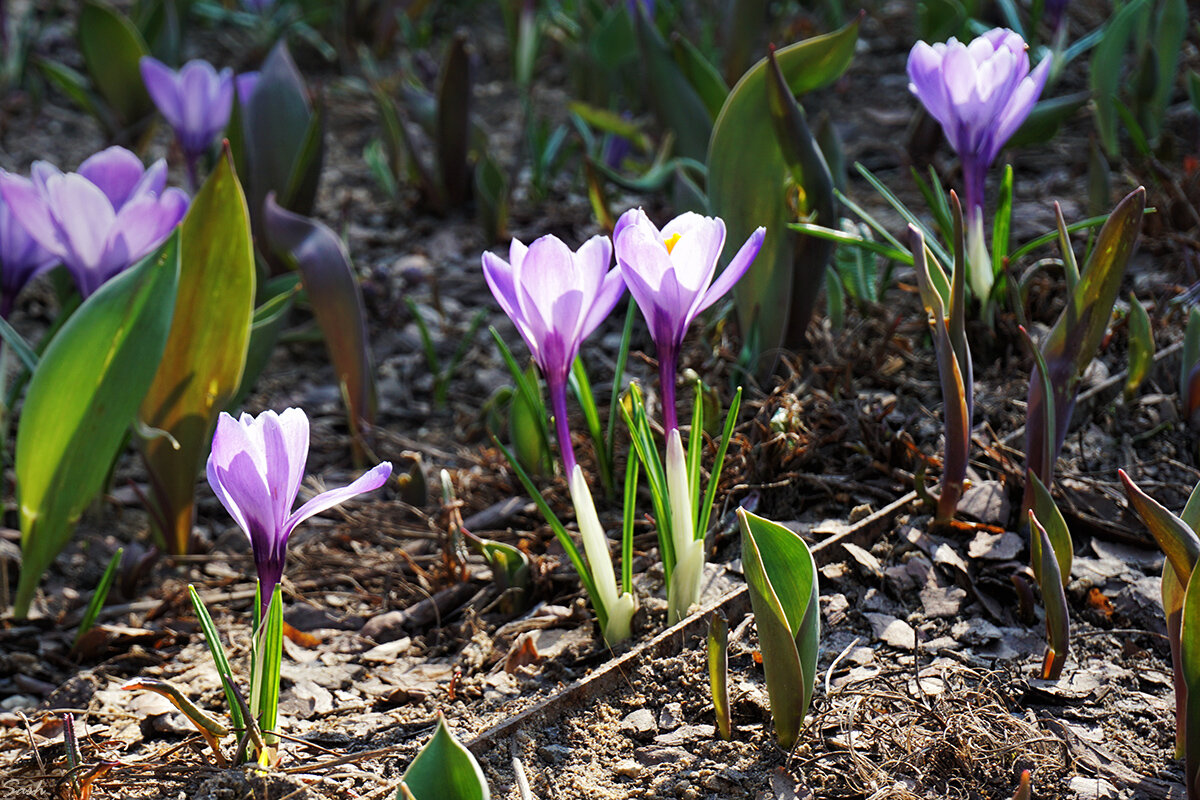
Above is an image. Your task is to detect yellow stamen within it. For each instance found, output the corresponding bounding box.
[663,232,682,254]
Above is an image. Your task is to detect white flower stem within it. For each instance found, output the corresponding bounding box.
[666,428,703,624]
[569,464,636,645]
[967,205,993,304]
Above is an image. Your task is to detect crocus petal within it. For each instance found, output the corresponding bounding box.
[283,462,393,536]
[140,56,185,130]
[77,147,147,209]
[612,206,656,247]
[110,193,184,266]
[45,174,117,273]
[236,71,260,109]
[206,454,252,538]
[988,55,1052,164]
[213,451,279,548]
[129,159,169,201]
[481,250,521,325]
[692,225,764,319]
[274,407,311,521]
[0,173,62,260]
[579,265,626,343]
[663,213,724,295]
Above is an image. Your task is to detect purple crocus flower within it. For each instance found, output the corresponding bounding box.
[907,29,1050,300]
[236,71,260,112]
[0,147,189,298]
[206,408,392,619]
[0,191,57,318]
[241,0,275,13]
[613,208,764,433]
[907,29,1050,216]
[481,234,625,476]
[140,57,234,188]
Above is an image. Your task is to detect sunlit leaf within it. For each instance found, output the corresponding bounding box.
[139,148,255,555]
[708,19,858,375]
[1179,561,1200,796]
[633,3,713,162]
[739,508,819,749]
[13,235,180,617]
[708,611,731,740]
[400,712,490,800]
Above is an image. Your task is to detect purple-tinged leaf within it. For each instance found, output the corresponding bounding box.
[765,45,836,349]
[1029,510,1069,679]
[1119,468,1200,587]
[79,0,153,128]
[263,196,377,459]
[1029,472,1072,581]
[1166,562,1186,760]
[1023,187,1145,511]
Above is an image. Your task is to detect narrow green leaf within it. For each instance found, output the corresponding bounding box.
[569,357,612,497]
[493,437,605,627]
[709,18,859,375]
[992,164,1013,273]
[1164,561,1186,759]
[787,221,912,265]
[697,386,741,540]
[73,547,123,647]
[739,508,819,750]
[0,313,39,372]
[35,57,114,131]
[14,234,180,618]
[79,0,153,126]
[140,148,255,555]
[491,328,553,471]
[621,383,674,576]
[1090,0,1148,157]
[687,380,704,527]
[257,585,284,754]
[622,452,638,596]
[263,196,377,458]
[400,713,490,800]
[1006,92,1089,149]
[708,611,731,740]
[1183,308,1200,415]
[188,585,246,734]
[1125,291,1154,402]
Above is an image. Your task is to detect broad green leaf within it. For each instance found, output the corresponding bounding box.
[400,713,490,800]
[1029,511,1069,679]
[722,0,768,87]
[633,3,713,162]
[1124,291,1154,402]
[739,508,818,750]
[14,234,180,617]
[263,196,377,459]
[79,0,153,126]
[1120,469,1200,586]
[437,32,471,208]
[1025,188,1146,497]
[1179,561,1200,795]
[139,149,255,555]
[765,45,836,349]
[709,18,858,375]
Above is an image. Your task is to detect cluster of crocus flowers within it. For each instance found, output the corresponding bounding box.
[0,147,189,298]
[206,408,392,620]
[614,209,763,621]
[140,57,235,190]
[482,234,636,645]
[906,28,1050,302]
